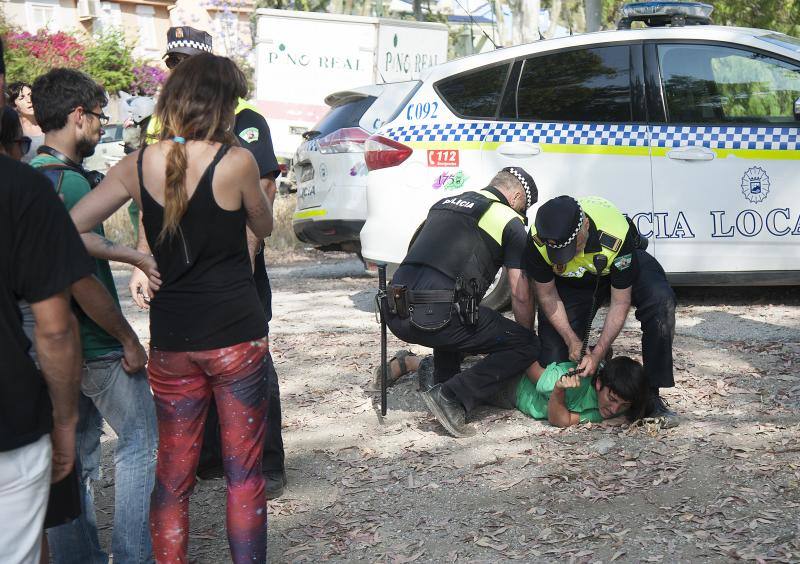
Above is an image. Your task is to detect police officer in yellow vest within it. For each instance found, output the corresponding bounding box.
[529,195,677,422]
[385,167,540,437]
[130,26,288,496]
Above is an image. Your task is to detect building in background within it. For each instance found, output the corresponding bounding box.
[1,0,255,63]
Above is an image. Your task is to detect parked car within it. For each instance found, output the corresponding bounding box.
[361,2,800,308]
[292,81,419,256]
[84,123,125,173]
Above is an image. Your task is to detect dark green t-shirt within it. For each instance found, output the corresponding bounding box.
[30,154,122,360]
[516,361,603,424]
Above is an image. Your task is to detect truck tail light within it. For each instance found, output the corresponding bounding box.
[317,127,370,154]
[364,134,413,171]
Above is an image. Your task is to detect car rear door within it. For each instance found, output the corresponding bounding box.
[646,41,800,278]
[478,43,654,226]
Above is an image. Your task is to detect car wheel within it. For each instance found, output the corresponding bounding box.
[481,268,511,311]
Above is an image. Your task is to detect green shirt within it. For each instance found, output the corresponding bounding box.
[30,154,122,360]
[515,361,603,424]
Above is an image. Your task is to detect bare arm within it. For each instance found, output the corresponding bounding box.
[31,290,82,481]
[534,279,582,360]
[508,267,534,331]
[577,286,631,376]
[237,153,273,239]
[547,386,581,428]
[71,275,147,373]
[71,153,161,289]
[547,374,582,428]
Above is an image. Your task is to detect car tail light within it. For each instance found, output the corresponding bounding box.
[317,127,370,154]
[364,134,413,171]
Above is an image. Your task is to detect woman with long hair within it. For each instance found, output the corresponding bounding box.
[8,82,44,162]
[70,54,273,564]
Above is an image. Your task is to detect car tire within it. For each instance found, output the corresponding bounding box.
[481,268,511,311]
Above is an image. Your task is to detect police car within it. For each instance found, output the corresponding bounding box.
[292,81,418,256]
[360,1,800,307]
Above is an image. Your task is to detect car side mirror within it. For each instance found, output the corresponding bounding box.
[795,96,800,121]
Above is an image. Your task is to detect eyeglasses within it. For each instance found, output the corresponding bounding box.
[84,109,110,126]
[165,54,189,70]
[15,136,32,155]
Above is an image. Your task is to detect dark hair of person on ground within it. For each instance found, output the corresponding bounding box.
[153,53,247,244]
[31,68,107,133]
[0,106,23,153]
[7,81,31,107]
[594,356,649,421]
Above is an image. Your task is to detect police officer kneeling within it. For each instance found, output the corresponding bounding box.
[385,168,540,438]
[529,195,678,423]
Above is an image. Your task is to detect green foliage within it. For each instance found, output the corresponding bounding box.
[83,30,136,94]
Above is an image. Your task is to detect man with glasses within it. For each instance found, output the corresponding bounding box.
[30,68,158,564]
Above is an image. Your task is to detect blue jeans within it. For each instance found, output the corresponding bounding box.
[48,352,158,564]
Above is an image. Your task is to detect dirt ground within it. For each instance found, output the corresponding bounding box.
[97,251,800,563]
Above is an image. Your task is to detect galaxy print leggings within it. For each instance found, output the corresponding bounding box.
[147,338,270,564]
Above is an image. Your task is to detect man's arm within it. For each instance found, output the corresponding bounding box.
[534,279,583,360]
[577,285,631,376]
[508,267,534,330]
[71,275,146,373]
[129,211,154,308]
[547,374,581,428]
[30,291,82,482]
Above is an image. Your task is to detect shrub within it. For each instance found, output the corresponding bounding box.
[130,64,167,96]
[83,30,136,94]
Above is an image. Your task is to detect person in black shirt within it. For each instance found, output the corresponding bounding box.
[528,195,677,423]
[385,168,540,438]
[127,26,287,497]
[0,155,91,563]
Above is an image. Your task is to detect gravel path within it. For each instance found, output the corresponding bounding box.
[94,253,800,563]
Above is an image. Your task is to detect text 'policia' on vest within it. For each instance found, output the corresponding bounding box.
[403,188,526,299]
[531,196,630,278]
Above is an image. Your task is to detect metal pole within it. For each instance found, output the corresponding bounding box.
[378,264,388,416]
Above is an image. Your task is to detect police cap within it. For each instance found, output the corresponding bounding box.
[534,195,584,264]
[165,26,213,57]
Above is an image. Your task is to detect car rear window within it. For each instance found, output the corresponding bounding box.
[435,63,511,119]
[515,45,632,122]
[309,96,377,139]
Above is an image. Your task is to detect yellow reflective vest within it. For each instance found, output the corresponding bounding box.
[531,196,628,278]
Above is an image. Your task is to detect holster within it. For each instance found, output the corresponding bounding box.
[455,277,480,327]
[386,284,410,318]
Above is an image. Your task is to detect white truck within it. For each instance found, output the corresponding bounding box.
[254,8,449,159]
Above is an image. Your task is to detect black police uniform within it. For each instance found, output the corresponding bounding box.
[529,208,676,393]
[386,187,540,412]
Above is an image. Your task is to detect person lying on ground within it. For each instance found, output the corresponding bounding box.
[517,356,649,427]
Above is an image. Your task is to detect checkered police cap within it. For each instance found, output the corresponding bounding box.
[165,27,213,57]
[502,166,537,209]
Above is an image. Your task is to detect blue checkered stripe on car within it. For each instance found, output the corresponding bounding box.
[650,125,799,150]
[387,122,649,145]
[386,122,799,150]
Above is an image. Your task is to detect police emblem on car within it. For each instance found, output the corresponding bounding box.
[741,167,770,204]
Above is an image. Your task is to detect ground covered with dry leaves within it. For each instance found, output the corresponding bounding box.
[100,252,799,563]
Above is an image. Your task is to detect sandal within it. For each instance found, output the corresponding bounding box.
[370,350,417,390]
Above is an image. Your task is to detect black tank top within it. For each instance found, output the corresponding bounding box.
[138,144,266,351]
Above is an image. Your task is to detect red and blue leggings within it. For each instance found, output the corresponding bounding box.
[147,338,270,564]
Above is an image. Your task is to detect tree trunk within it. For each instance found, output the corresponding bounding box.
[545,0,562,38]
[585,0,601,32]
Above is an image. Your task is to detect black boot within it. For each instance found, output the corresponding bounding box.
[420,384,474,438]
[264,469,287,500]
[646,392,679,428]
[417,355,435,392]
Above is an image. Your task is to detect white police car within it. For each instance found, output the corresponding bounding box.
[292,81,418,256]
[360,1,800,304]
